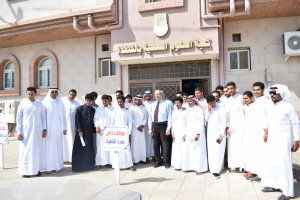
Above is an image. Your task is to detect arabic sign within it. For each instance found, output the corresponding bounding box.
[0,123,8,144]
[103,126,130,152]
[117,38,211,54]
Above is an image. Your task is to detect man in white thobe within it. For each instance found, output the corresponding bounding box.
[130,95,147,164]
[42,88,67,173]
[114,90,131,109]
[111,96,136,171]
[17,87,46,178]
[195,87,208,112]
[205,95,226,178]
[171,97,188,170]
[63,89,80,163]
[94,95,115,169]
[143,91,155,160]
[261,85,300,200]
[182,95,207,175]
[225,82,245,173]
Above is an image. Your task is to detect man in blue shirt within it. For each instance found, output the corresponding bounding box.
[148,89,172,168]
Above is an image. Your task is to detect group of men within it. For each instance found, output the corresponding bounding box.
[16,81,299,200]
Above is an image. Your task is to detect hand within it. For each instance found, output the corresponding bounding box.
[63,130,67,135]
[129,135,131,143]
[195,134,200,141]
[263,133,268,143]
[96,127,101,133]
[166,130,171,136]
[42,130,47,138]
[93,133,96,138]
[137,126,143,132]
[172,135,175,142]
[227,128,231,136]
[17,134,22,141]
[291,142,299,152]
[208,105,211,113]
[183,134,186,142]
[218,135,223,142]
[148,129,153,136]
[172,109,175,113]
[79,132,83,137]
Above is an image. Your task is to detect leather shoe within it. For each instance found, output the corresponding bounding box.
[154,162,162,168]
[165,165,171,169]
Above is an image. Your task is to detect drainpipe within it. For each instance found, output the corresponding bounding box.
[94,36,97,84]
[108,0,123,30]
[117,64,122,90]
[73,15,109,33]
[229,0,235,17]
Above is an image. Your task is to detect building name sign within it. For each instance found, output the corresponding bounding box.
[116,38,211,54]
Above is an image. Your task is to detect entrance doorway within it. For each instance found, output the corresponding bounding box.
[182,79,210,97]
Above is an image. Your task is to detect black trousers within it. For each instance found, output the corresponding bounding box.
[152,122,172,165]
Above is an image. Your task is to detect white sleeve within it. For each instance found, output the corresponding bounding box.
[219,107,227,137]
[16,103,23,135]
[148,104,153,130]
[127,110,133,135]
[142,107,147,126]
[130,108,139,129]
[289,105,300,142]
[111,110,116,127]
[94,107,100,128]
[41,103,47,130]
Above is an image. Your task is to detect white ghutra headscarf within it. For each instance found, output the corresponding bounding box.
[268,84,291,103]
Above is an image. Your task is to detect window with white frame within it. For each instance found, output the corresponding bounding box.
[3,62,14,90]
[38,58,52,88]
[228,49,250,71]
[100,59,116,77]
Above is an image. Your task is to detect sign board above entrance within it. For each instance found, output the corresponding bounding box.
[154,13,169,37]
[116,38,211,55]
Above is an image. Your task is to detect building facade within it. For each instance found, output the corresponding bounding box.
[0,0,300,116]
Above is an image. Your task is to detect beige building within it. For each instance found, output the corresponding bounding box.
[0,0,299,116]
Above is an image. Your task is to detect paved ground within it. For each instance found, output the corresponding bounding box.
[1,138,300,200]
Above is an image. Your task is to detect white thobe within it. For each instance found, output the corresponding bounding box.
[42,99,67,171]
[63,100,80,162]
[198,98,208,112]
[205,103,227,173]
[171,108,188,169]
[143,100,155,158]
[225,93,245,169]
[182,105,207,172]
[130,105,147,163]
[261,100,300,197]
[17,100,46,175]
[94,105,115,165]
[111,108,133,169]
[113,102,131,109]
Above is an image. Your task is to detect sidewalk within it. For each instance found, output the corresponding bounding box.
[1,138,300,200]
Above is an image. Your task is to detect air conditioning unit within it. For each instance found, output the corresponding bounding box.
[283,31,300,62]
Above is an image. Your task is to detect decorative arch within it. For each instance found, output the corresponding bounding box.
[29,50,58,96]
[0,54,20,96]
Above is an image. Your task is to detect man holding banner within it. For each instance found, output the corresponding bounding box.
[111,96,136,171]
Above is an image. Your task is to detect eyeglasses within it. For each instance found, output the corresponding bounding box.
[51,91,58,94]
[269,91,276,95]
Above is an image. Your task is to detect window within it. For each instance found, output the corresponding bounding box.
[102,44,109,51]
[100,59,116,77]
[38,58,52,88]
[233,33,241,42]
[3,62,14,90]
[228,49,250,71]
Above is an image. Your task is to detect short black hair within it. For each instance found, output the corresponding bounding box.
[117,96,125,102]
[26,87,36,94]
[206,95,216,103]
[226,82,236,87]
[102,95,109,100]
[90,91,98,99]
[176,91,183,96]
[116,90,124,95]
[243,91,253,98]
[194,87,204,92]
[212,90,220,98]
[174,97,183,104]
[253,82,265,90]
[108,95,112,100]
[125,94,132,99]
[85,93,94,100]
[183,92,189,96]
[69,89,77,95]
[216,86,224,91]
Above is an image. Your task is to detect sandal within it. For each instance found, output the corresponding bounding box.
[278,194,292,200]
[94,166,101,170]
[261,187,281,192]
[130,166,136,171]
[246,173,255,180]
[36,171,41,176]
[45,171,52,174]
[243,172,250,177]
[196,172,203,175]
[56,170,61,173]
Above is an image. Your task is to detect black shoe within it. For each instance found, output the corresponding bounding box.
[154,162,162,168]
[213,173,221,179]
[36,171,41,176]
[22,175,30,178]
[165,165,171,169]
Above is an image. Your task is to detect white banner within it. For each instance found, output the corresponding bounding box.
[103,126,130,152]
[0,123,8,144]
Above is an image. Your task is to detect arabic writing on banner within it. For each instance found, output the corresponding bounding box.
[0,123,8,144]
[103,126,130,152]
[117,38,211,54]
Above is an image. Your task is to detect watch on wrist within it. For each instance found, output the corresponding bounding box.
[197,133,200,135]
[296,140,300,145]
[43,129,46,131]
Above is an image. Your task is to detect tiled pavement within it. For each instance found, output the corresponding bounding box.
[1,138,300,200]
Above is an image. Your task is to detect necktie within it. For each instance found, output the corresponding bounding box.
[154,102,159,123]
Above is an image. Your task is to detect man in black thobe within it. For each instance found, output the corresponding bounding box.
[72,94,96,172]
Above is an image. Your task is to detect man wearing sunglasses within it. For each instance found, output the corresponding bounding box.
[261,85,300,200]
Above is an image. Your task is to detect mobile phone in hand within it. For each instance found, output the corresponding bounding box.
[216,139,221,144]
